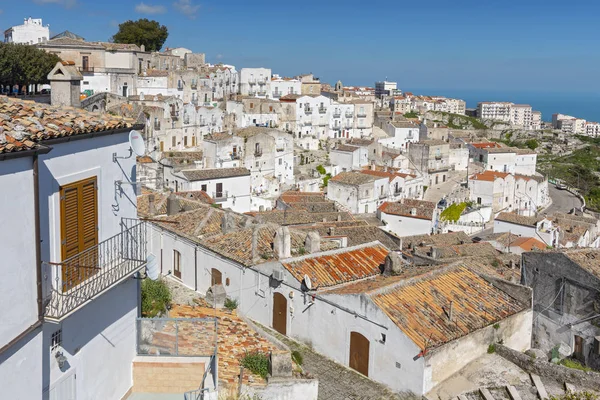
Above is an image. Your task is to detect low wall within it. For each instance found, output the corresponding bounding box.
[132,356,207,394]
[496,345,600,391]
[242,378,319,400]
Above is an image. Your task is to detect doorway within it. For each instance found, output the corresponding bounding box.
[272,292,287,335]
[349,331,369,376]
[211,268,222,286]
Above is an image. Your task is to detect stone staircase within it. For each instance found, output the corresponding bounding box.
[457,373,578,400]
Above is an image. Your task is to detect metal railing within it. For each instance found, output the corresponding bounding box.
[78,66,94,73]
[43,220,147,320]
[357,112,367,118]
[230,153,240,160]
[304,107,313,114]
[191,83,198,89]
[254,149,263,157]
[212,191,228,201]
[272,92,281,98]
[248,91,256,96]
[333,111,341,118]
[318,107,327,114]
[171,110,179,119]
[345,111,354,118]
[154,122,161,130]
[257,90,267,96]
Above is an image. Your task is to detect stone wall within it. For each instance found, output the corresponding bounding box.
[496,344,600,391]
[132,356,206,393]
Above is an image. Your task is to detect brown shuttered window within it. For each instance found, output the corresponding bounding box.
[60,177,99,292]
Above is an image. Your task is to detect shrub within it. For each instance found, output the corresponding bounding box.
[403,111,419,118]
[240,351,269,379]
[291,350,303,366]
[316,164,326,175]
[322,173,332,187]
[224,298,238,311]
[550,392,598,400]
[440,202,468,222]
[141,278,171,317]
[487,343,496,354]
[559,358,592,372]
[526,139,539,150]
[493,323,500,330]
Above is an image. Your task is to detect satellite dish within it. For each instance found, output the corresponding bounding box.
[146,253,159,280]
[129,130,145,157]
[303,274,312,291]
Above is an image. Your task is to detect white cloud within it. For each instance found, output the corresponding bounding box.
[33,0,77,8]
[215,54,223,60]
[135,2,167,14]
[173,0,200,19]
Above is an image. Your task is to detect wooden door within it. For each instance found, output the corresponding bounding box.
[173,250,181,279]
[272,292,287,335]
[349,331,369,377]
[211,268,222,286]
[574,335,584,360]
[60,177,98,292]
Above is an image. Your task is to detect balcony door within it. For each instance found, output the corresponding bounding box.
[60,177,98,292]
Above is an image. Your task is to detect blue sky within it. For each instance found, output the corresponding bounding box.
[1,0,599,92]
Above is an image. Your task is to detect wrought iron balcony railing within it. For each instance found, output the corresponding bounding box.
[357,112,368,118]
[345,111,354,118]
[318,107,327,114]
[43,220,147,321]
[230,153,241,160]
[333,111,341,118]
[272,92,281,98]
[212,191,228,201]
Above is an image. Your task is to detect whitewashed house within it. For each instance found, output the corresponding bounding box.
[380,121,419,152]
[327,171,388,214]
[0,95,145,400]
[296,95,333,140]
[203,132,245,169]
[377,199,437,237]
[164,167,251,213]
[4,17,50,44]
[270,75,301,99]
[239,68,271,98]
[514,174,549,216]
[330,144,368,172]
[468,170,516,212]
[494,212,557,247]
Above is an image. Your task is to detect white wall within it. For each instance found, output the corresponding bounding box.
[380,213,433,237]
[515,154,537,176]
[243,379,318,400]
[486,152,516,174]
[0,157,38,347]
[0,329,43,399]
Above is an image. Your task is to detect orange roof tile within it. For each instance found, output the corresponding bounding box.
[470,170,510,182]
[378,200,436,220]
[509,237,546,251]
[281,244,389,289]
[470,142,501,149]
[371,266,526,350]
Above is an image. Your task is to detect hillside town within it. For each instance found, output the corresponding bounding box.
[2,15,600,400]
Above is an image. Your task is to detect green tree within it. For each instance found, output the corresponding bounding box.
[0,43,61,91]
[112,19,168,52]
[525,139,539,150]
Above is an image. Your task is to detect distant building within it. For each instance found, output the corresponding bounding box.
[375,81,398,98]
[238,68,272,98]
[477,102,513,123]
[553,113,587,134]
[4,17,49,44]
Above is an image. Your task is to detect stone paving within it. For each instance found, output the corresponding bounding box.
[263,325,415,400]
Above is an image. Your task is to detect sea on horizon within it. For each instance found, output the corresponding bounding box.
[403,88,600,123]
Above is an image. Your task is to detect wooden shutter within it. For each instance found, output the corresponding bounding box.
[60,177,98,292]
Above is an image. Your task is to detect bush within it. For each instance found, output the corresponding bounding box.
[550,392,598,400]
[316,164,326,175]
[141,278,171,317]
[291,350,303,366]
[322,173,332,187]
[493,323,500,330]
[526,139,539,150]
[224,298,238,311]
[439,202,467,222]
[487,343,496,354]
[403,111,419,118]
[240,351,269,379]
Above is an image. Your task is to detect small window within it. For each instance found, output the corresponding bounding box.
[201,184,207,192]
[172,136,176,147]
[250,103,254,109]
[51,329,62,351]
[173,250,181,279]
[184,136,188,146]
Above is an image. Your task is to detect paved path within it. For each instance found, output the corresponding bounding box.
[545,184,583,215]
[264,326,414,400]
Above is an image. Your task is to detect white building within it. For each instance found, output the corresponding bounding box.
[239,68,272,98]
[552,113,587,134]
[477,102,512,123]
[514,149,537,176]
[270,75,301,99]
[514,175,549,216]
[327,171,388,214]
[586,122,600,137]
[494,213,558,247]
[165,167,252,213]
[380,121,419,152]
[378,199,437,237]
[4,17,50,44]
[330,144,369,172]
[468,170,515,212]
[511,104,533,128]
[0,96,145,400]
[203,132,245,169]
[296,95,333,139]
[375,81,397,98]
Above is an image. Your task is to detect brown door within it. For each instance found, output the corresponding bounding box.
[349,331,370,377]
[173,250,181,279]
[272,292,287,335]
[216,182,223,198]
[574,335,584,360]
[211,268,222,286]
[60,177,99,292]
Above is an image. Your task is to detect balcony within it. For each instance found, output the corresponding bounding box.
[357,112,367,118]
[191,82,198,90]
[154,122,161,130]
[379,193,388,199]
[248,90,257,96]
[257,77,267,84]
[318,107,327,114]
[317,121,327,126]
[43,221,147,321]
[199,119,206,126]
[212,190,228,201]
[344,123,353,129]
[171,110,179,120]
[272,92,282,98]
[231,153,241,160]
[435,155,442,160]
[304,107,313,115]
[78,66,95,74]
[177,85,184,91]
[345,111,354,118]
[248,77,256,84]
[257,90,267,96]
[333,111,341,118]
[333,125,341,131]
[255,149,263,157]
[303,121,313,126]
[428,166,449,173]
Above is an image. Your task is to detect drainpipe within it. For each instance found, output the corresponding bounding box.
[194,246,198,291]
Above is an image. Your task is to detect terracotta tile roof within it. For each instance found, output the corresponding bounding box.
[144,69,169,77]
[417,242,498,259]
[514,174,545,183]
[360,169,407,183]
[137,156,154,164]
[470,142,501,149]
[204,132,235,142]
[510,237,546,251]
[456,255,521,282]
[563,248,600,279]
[470,170,510,182]
[401,232,471,250]
[486,147,518,154]
[279,191,327,205]
[371,266,526,350]
[378,200,436,221]
[202,224,339,267]
[170,305,277,387]
[0,96,137,154]
[333,144,360,153]
[180,167,250,181]
[330,171,379,185]
[348,138,374,146]
[292,224,399,249]
[281,243,389,288]
[250,210,353,225]
[496,212,545,227]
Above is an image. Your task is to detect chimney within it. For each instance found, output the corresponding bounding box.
[148,194,156,216]
[251,226,259,263]
[221,212,235,234]
[328,226,335,236]
[274,226,291,259]
[383,252,403,276]
[47,61,83,108]
[430,246,440,259]
[140,44,145,52]
[337,214,342,222]
[305,231,320,253]
[371,161,376,170]
[166,193,179,216]
[448,301,453,321]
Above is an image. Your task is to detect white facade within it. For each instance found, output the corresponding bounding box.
[477,102,512,123]
[296,95,333,140]
[239,68,272,98]
[515,151,537,176]
[270,76,301,99]
[4,17,50,44]
[469,172,515,212]
[327,175,388,214]
[449,145,469,171]
[379,212,434,238]
[380,121,419,151]
[494,218,557,247]
[375,81,397,98]
[511,104,533,128]
[586,122,600,137]
[330,146,368,172]
[514,176,549,216]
